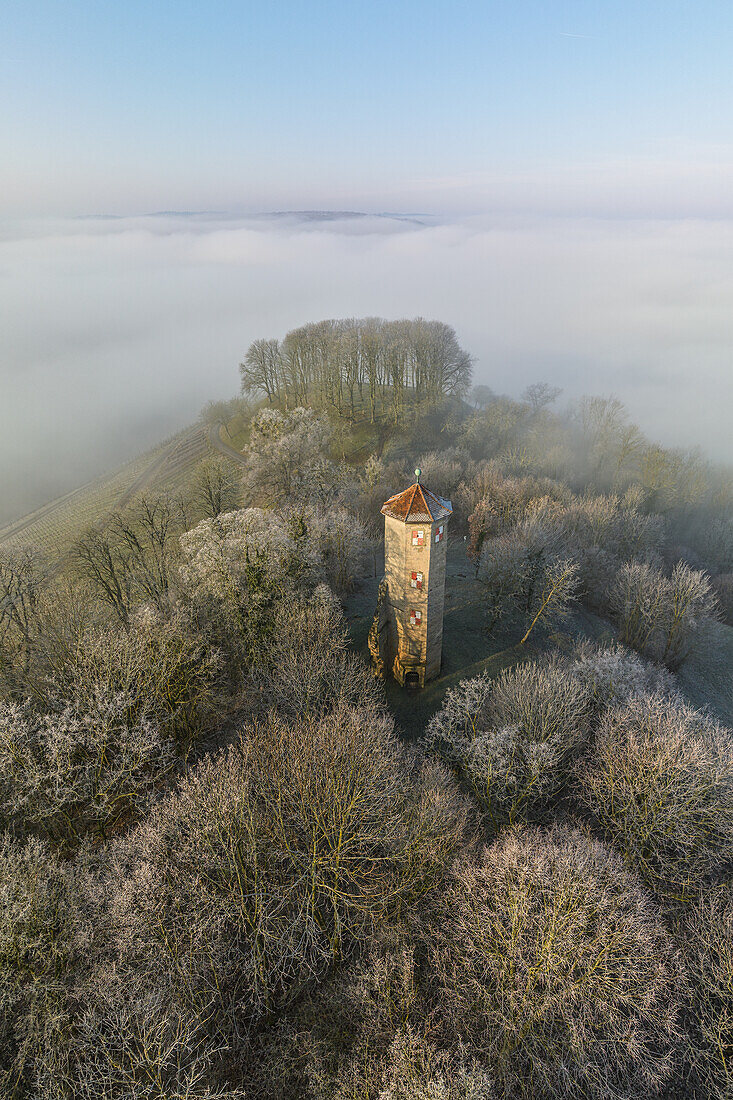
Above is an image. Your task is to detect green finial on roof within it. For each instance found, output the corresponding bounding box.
[415,467,421,483]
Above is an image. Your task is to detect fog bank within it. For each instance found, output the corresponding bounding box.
[1,211,732,525]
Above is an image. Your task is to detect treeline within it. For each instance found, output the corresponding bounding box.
[240,317,473,422]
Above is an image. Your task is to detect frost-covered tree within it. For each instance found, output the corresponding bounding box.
[423,662,591,826]
[241,407,341,506]
[297,505,372,595]
[419,826,683,1099]
[577,693,733,899]
[253,586,383,720]
[678,883,733,1099]
[568,641,677,710]
[179,507,318,670]
[0,834,80,1095]
[477,518,579,641]
[0,696,175,847]
[610,559,719,668]
[100,704,467,1042]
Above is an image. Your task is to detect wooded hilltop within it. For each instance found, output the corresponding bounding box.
[1,317,732,1099]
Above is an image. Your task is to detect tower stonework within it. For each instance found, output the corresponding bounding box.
[377,476,452,688]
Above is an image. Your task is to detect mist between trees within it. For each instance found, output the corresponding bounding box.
[0,319,732,1097]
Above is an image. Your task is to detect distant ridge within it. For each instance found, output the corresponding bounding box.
[76,209,428,225]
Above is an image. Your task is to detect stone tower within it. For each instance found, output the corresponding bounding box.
[374,470,452,688]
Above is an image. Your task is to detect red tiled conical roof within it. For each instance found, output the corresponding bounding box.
[381,483,452,523]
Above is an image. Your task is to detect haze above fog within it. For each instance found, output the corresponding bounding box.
[1,207,732,525]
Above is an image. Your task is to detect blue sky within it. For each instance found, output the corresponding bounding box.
[3,0,732,215]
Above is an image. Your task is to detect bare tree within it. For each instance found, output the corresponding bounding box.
[0,548,44,650]
[577,693,733,899]
[71,528,134,627]
[522,381,562,412]
[419,826,683,1099]
[193,457,241,517]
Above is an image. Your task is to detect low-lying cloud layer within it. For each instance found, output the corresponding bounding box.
[1,210,732,524]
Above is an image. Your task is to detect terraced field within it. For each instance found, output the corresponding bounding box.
[0,425,212,565]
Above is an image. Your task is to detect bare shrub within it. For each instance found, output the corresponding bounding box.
[0,834,80,1096]
[0,608,221,849]
[254,586,383,720]
[103,705,468,1042]
[420,826,682,1099]
[678,883,733,1099]
[376,1033,494,1100]
[610,559,719,669]
[34,990,246,1100]
[577,694,733,899]
[423,663,592,825]
[72,494,188,626]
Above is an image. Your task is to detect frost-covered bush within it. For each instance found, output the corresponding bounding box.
[179,507,319,669]
[102,705,467,1039]
[0,834,80,1095]
[423,663,592,825]
[0,695,176,847]
[421,826,683,1099]
[553,493,665,598]
[241,407,340,507]
[577,694,733,899]
[254,586,383,720]
[610,559,719,669]
[569,641,677,710]
[678,884,733,1099]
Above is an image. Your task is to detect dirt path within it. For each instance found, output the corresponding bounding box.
[207,422,247,466]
